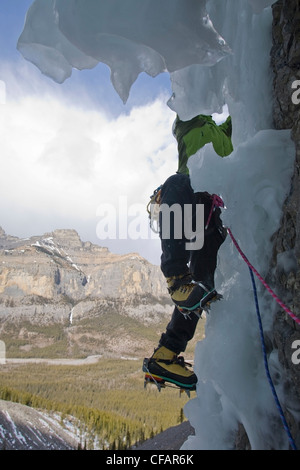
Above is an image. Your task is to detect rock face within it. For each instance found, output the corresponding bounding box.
[0,227,169,311]
[0,227,171,357]
[270,0,300,449]
[234,0,300,450]
[271,0,300,131]
[0,228,166,302]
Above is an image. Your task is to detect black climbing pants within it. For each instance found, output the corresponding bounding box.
[158,173,226,353]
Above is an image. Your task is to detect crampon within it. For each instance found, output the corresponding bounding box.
[142,358,195,397]
[177,288,223,317]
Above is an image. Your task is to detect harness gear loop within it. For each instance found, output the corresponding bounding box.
[147,185,162,233]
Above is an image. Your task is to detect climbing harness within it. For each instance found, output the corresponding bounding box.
[227,227,299,450]
[147,187,225,235]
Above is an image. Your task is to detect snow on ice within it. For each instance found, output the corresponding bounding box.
[18,0,295,449]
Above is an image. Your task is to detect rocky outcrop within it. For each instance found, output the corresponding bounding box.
[267,0,300,449]
[271,1,300,315]
[271,0,300,131]
[0,228,169,312]
[0,227,172,357]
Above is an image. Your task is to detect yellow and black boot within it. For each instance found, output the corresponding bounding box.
[167,274,221,314]
[143,346,197,391]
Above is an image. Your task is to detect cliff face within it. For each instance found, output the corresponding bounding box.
[0,227,171,357]
[269,0,300,447]
[234,0,300,449]
[0,228,167,306]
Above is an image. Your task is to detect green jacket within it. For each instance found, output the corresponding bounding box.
[173,114,233,175]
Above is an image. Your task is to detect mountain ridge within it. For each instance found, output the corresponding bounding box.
[0,226,173,358]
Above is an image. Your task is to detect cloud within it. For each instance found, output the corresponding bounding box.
[0,67,177,264]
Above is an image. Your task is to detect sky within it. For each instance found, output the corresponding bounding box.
[0,1,179,265]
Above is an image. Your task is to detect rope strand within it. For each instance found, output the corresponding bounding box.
[248,267,297,450]
[227,227,300,326]
[226,226,298,449]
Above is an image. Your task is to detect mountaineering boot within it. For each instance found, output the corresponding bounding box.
[143,346,197,391]
[166,274,221,314]
[166,274,203,312]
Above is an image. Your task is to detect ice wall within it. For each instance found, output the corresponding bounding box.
[17,0,231,103]
[18,0,295,449]
[181,1,295,450]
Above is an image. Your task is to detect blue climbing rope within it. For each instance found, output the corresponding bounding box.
[203,203,297,448]
[248,266,298,450]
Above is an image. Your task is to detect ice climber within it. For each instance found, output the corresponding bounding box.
[143,113,233,392]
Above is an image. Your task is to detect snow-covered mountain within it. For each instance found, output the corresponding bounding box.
[17,0,300,450]
[0,399,78,450]
[0,226,171,357]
